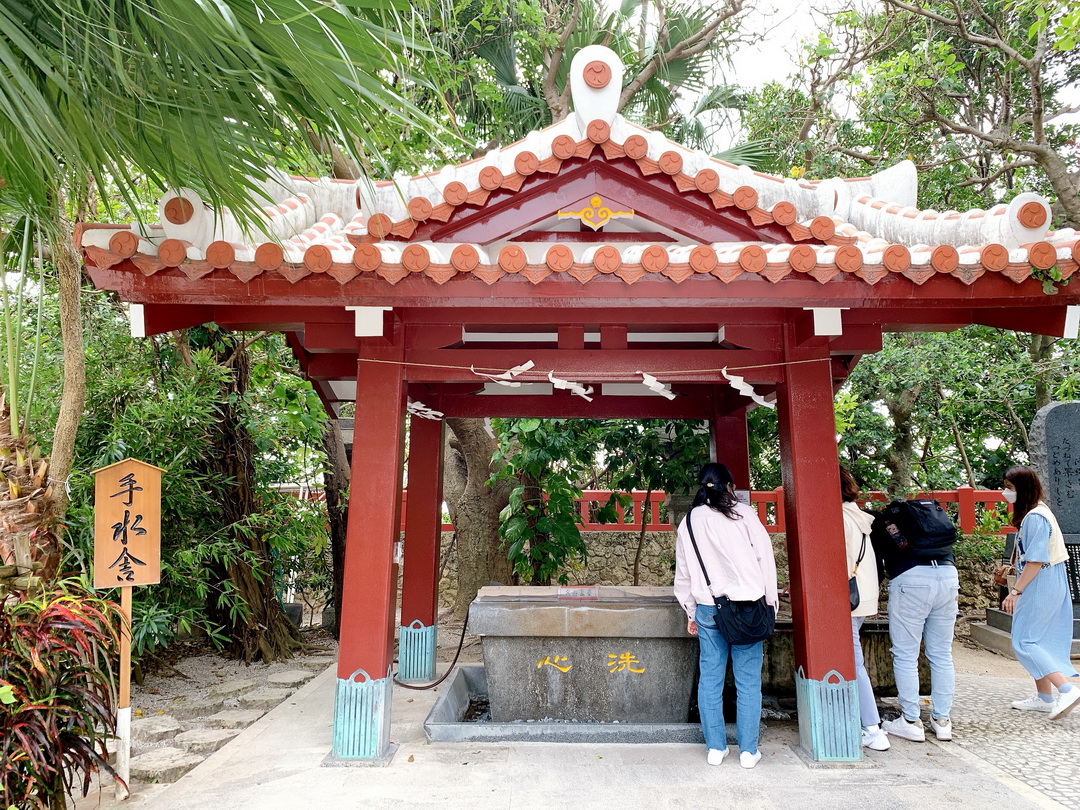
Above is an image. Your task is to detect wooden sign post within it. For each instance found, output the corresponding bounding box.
[93,459,164,801]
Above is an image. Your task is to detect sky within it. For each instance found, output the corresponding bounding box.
[710,0,1079,159]
[727,1,1079,117]
[729,2,843,89]
[695,1,875,153]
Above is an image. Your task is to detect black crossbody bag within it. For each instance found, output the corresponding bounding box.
[849,533,866,611]
[686,507,775,646]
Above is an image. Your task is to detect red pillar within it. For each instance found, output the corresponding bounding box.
[775,341,855,682]
[710,396,750,488]
[336,355,406,681]
[401,414,444,627]
[957,484,976,535]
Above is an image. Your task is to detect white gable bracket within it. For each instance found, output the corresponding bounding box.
[1064,306,1079,340]
[128,304,146,338]
[803,307,847,337]
[345,306,392,337]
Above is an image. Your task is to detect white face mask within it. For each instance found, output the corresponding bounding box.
[1001,488,1017,504]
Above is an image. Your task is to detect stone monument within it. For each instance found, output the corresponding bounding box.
[1031,402,1080,545]
[971,401,1080,657]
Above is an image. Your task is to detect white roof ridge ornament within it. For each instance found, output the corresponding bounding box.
[569,45,624,129]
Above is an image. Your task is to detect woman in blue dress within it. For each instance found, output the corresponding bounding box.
[1001,466,1079,720]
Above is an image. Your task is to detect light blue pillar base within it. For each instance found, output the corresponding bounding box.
[795,668,862,762]
[331,668,393,760]
[398,621,437,683]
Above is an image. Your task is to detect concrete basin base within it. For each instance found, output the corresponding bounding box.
[423,664,757,744]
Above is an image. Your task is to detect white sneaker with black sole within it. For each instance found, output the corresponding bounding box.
[1011,695,1054,712]
[1049,688,1080,721]
[882,716,925,742]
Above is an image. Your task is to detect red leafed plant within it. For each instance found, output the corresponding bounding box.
[1,578,123,809]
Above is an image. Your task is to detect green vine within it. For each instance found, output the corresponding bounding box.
[1031,265,1070,295]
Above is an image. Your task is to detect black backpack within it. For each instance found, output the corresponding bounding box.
[871,498,957,559]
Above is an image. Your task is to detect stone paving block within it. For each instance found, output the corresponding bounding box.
[129,747,203,783]
[206,708,266,729]
[239,688,292,710]
[166,696,226,719]
[209,678,257,699]
[267,670,314,689]
[295,656,335,672]
[952,672,1080,809]
[131,715,181,742]
[175,727,241,754]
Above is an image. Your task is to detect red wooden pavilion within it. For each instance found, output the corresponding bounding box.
[81,45,1080,762]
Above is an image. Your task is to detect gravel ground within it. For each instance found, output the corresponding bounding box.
[130,628,338,718]
[131,611,482,719]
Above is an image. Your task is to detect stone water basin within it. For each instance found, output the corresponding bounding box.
[467,586,697,724]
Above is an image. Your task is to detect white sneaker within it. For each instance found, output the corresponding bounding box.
[1050,688,1080,721]
[861,728,890,751]
[1011,695,1054,713]
[740,751,762,769]
[707,747,728,765]
[930,716,952,741]
[882,716,925,742]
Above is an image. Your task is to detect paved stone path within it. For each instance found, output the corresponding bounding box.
[951,672,1080,809]
[124,659,329,784]
[81,645,1080,808]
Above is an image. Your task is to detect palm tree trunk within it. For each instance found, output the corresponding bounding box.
[49,216,85,518]
[0,395,55,593]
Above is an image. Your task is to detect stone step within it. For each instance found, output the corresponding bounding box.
[205,708,266,729]
[209,678,258,699]
[239,688,292,711]
[165,696,226,720]
[971,621,1080,659]
[267,669,314,689]
[986,607,1080,638]
[131,715,181,743]
[129,747,204,783]
[295,655,335,672]
[986,608,1013,633]
[175,727,241,754]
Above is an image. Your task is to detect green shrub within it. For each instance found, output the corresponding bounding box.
[954,506,1012,564]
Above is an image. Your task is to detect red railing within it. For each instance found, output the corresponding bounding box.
[403,485,1011,535]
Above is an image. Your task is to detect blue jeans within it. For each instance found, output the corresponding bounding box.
[852,617,880,727]
[888,565,958,722]
[695,604,763,754]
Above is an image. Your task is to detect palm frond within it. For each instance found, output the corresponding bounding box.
[713,140,773,170]
[0,0,452,223]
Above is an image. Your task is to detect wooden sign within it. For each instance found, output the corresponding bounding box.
[93,458,164,589]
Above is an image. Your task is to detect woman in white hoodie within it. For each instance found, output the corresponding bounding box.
[839,466,889,751]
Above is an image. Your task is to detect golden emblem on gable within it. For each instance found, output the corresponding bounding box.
[557,196,634,231]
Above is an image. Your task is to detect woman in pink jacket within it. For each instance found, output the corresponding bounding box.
[674,462,778,770]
